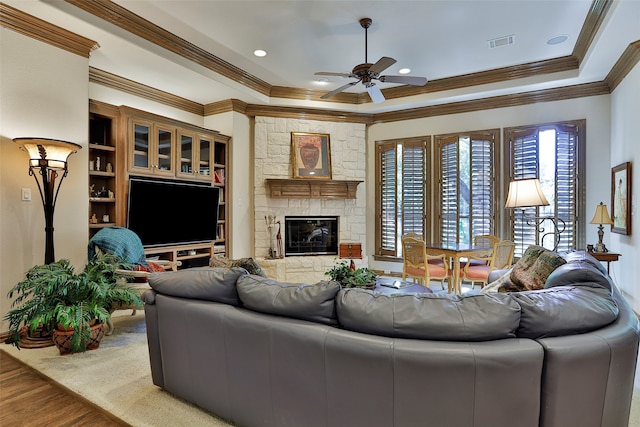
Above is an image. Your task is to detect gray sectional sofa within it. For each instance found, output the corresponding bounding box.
[142,251,639,427]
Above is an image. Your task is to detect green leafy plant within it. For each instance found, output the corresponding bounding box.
[325,259,378,288]
[4,253,142,352]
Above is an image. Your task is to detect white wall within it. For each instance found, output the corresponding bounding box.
[0,28,90,326]
[367,95,612,274]
[609,62,640,311]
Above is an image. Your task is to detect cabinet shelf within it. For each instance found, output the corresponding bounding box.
[89,171,115,178]
[89,143,115,151]
[89,222,116,229]
[89,197,116,203]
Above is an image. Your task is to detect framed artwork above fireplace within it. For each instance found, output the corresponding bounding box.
[291,132,332,179]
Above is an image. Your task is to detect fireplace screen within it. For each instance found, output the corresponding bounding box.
[285,216,339,256]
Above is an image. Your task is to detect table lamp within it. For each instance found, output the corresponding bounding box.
[589,202,613,253]
[505,178,565,251]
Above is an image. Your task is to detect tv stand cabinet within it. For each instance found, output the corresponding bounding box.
[144,242,218,270]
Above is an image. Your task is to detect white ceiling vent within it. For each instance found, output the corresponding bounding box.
[488,35,515,49]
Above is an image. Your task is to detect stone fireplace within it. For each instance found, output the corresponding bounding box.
[253,116,367,282]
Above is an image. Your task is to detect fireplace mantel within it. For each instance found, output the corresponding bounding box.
[265,179,363,199]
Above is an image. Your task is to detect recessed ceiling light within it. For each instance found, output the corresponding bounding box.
[398,68,411,74]
[315,78,329,85]
[547,35,568,45]
[253,49,267,57]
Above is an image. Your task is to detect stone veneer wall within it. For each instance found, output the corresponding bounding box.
[254,116,367,282]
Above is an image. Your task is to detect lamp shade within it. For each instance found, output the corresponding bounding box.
[14,137,81,170]
[590,202,613,225]
[505,178,550,208]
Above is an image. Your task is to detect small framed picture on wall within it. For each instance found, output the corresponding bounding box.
[291,132,332,179]
[611,162,632,235]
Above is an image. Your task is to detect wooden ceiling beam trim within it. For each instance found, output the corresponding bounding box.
[572,0,614,64]
[89,67,204,116]
[0,3,98,58]
[373,81,610,123]
[65,0,272,96]
[244,104,372,125]
[605,40,640,92]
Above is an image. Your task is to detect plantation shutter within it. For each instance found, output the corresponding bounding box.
[439,133,496,245]
[469,134,495,238]
[440,136,459,244]
[378,142,397,255]
[554,125,577,251]
[376,139,428,257]
[510,129,540,256]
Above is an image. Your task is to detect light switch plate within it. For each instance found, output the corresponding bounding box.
[21,188,31,201]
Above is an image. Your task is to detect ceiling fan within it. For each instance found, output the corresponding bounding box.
[315,18,428,104]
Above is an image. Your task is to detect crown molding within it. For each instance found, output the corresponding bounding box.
[245,104,372,125]
[89,67,204,116]
[66,0,271,96]
[204,99,248,116]
[0,2,98,58]
[605,40,640,92]
[65,0,610,106]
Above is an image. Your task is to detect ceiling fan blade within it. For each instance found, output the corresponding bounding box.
[320,81,359,99]
[366,83,385,104]
[368,57,396,75]
[379,75,428,86]
[315,71,354,78]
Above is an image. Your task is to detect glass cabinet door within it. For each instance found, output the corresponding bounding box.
[198,136,212,178]
[133,123,150,168]
[179,133,194,175]
[156,127,174,173]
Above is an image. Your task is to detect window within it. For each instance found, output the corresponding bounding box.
[435,130,499,244]
[504,120,585,257]
[375,138,429,257]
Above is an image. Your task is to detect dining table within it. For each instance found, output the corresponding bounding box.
[425,242,494,295]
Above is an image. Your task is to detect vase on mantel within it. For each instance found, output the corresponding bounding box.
[299,144,320,170]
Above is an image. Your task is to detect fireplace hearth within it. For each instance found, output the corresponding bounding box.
[285,216,338,256]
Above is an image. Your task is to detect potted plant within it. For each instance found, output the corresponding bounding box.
[325,259,378,289]
[4,253,142,354]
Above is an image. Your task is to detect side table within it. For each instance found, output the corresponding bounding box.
[589,252,620,274]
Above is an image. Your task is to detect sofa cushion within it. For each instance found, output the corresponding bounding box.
[236,275,341,325]
[544,260,613,291]
[510,246,566,291]
[562,250,609,276]
[511,285,619,339]
[148,267,246,306]
[210,256,268,277]
[336,289,521,341]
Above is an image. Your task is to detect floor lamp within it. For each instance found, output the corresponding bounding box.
[505,178,565,251]
[14,138,82,264]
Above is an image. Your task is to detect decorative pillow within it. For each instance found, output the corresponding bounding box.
[148,267,247,306]
[236,275,341,325]
[210,256,268,277]
[510,246,566,291]
[336,289,520,341]
[480,271,513,293]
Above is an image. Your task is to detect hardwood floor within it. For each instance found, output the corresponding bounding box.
[0,349,129,426]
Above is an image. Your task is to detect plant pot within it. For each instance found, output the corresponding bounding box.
[52,322,105,355]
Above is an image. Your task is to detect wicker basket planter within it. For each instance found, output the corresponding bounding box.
[52,322,105,355]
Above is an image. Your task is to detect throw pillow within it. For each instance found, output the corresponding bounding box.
[210,256,268,277]
[480,271,513,293]
[510,246,566,291]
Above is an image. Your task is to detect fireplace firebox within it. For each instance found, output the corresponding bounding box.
[285,216,338,256]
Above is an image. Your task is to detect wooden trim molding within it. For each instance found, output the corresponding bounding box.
[66,0,271,96]
[605,40,640,92]
[204,99,248,116]
[65,0,610,106]
[90,67,204,115]
[0,3,98,58]
[265,179,363,199]
[245,104,373,125]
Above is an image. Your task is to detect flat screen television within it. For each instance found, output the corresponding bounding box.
[127,178,220,247]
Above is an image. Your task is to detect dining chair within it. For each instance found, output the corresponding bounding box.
[474,234,500,248]
[401,234,450,291]
[462,240,515,290]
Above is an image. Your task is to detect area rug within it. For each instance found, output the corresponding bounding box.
[0,311,232,427]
